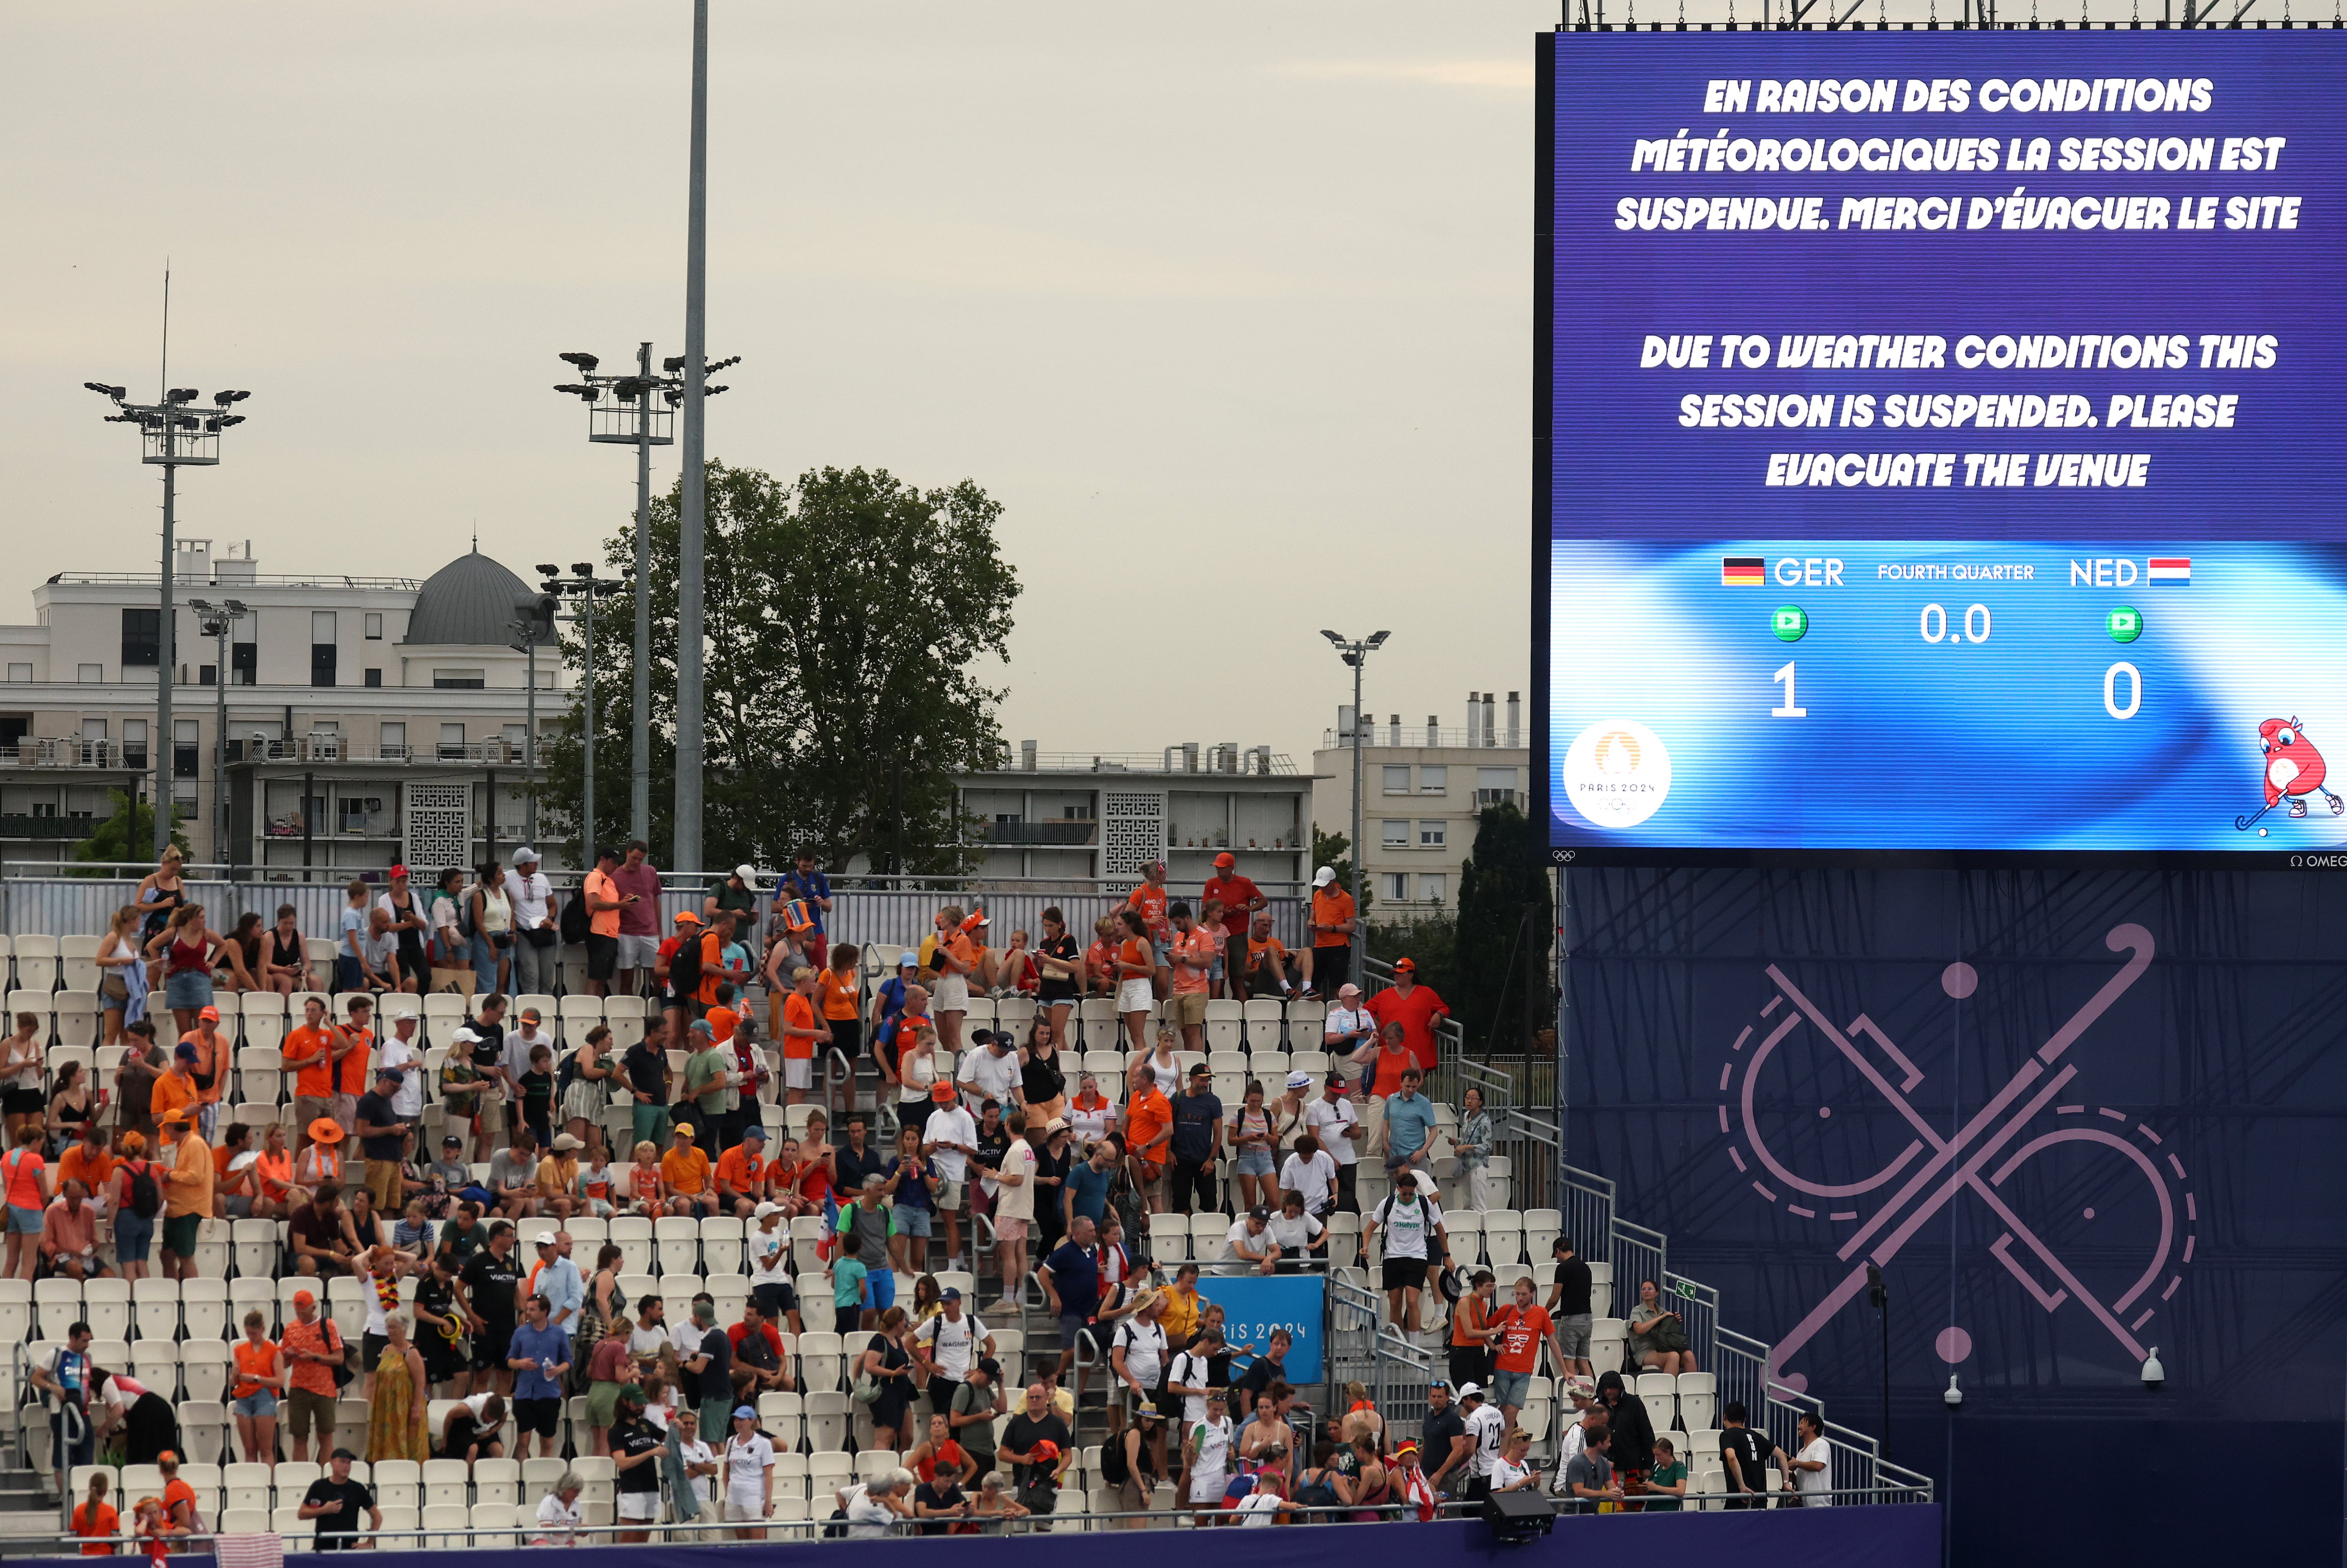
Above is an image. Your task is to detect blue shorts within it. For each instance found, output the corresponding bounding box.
[233,1391,279,1418]
[336,955,363,993]
[896,1206,932,1238]
[113,1211,153,1265]
[1233,1149,1276,1178]
[1490,1368,1531,1409]
[164,969,214,1011]
[6,1206,41,1236]
[867,1269,897,1311]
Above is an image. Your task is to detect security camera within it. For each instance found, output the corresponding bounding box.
[2141,1347,2165,1391]
[1942,1375,1963,1410]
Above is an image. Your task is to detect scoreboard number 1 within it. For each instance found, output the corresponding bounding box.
[1772,661,1808,718]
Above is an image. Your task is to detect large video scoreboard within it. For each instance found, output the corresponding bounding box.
[1536,32,2347,862]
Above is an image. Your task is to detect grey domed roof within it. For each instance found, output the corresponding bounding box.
[403,550,547,647]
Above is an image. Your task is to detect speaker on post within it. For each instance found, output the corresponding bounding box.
[1482,1489,1556,1544]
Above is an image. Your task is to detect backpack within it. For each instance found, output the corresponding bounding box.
[668,933,705,1000]
[560,889,591,945]
[124,1159,161,1220]
[1100,1431,1129,1485]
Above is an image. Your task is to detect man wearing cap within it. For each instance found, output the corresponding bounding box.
[1307,865,1358,996]
[178,1005,231,1144]
[1199,852,1267,1000]
[299,1445,380,1548]
[776,849,833,969]
[375,864,432,1002]
[532,1229,585,1334]
[661,1122,718,1216]
[920,1079,977,1270]
[679,1019,735,1159]
[1304,1071,1363,1215]
[503,848,560,996]
[501,1006,555,1139]
[1166,1062,1224,1216]
[506,1290,573,1459]
[150,1037,203,1136]
[353,1065,410,1213]
[955,1027,1019,1117]
[281,1286,348,1462]
[1457,1381,1506,1503]
[1368,956,1451,1076]
[156,1108,212,1281]
[713,1124,771,1218]
[657,910,703,1037]
[377,1011,425,1121]
[1324,981,1376,1082]
[914,1286,995,1415]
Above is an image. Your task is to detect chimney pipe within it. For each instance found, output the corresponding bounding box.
[1427,714,1439,748]
[1482,693,1497,748]
[1182,741,1199,773]
[1506,692,1521,749]
[1388,714,1400,747]
[1467,692,1478,747]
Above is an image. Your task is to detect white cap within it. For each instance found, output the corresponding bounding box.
[1313,865,1337,887]
[514,846,539,863]
[735,864,757,881]
[533,1231,559,1247]
[753,1202,781,1219]
[450,1025,480,1045]
[1457,1381,1484,1400]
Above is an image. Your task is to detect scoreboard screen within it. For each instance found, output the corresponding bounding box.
[1536,31,2347,862]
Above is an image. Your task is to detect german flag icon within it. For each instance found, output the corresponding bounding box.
[1721,557,1765,587]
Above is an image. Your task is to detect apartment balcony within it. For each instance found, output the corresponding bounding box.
[0,814,94,841]
[977,820,1098,847]
[0,740,147,772]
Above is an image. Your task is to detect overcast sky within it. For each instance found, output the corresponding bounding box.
[0,2,1551,763]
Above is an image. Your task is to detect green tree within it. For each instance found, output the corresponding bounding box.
[1449,801,1555,1057]
[542,461,1020,872]
[68,790,187,875]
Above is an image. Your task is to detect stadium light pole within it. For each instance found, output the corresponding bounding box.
[539,564,629,861]
[1321,628,1389,992]
[675,0,712,878]
[84,374,252,859]
[550,345,735,851]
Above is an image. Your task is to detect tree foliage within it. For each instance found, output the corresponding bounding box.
[541,462,1020,872]
[69,790,187,876]
[1449,802,1556,1056]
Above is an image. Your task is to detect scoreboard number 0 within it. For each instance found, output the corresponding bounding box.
[2105,661,2143,720]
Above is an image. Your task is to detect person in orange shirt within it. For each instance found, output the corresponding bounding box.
[1120,1061,1173,1214]
[929,906,978,1058]
[712,1124,770,1219]
[1124,860,1171,948]
[147,1046,202,1138]
[282,996,361,1157]
[580,845,626,1000]
[778,965,829,1108]
[56,1122,114,1209]
[816,943,862,1085]
[156,1452,200,1542]
[70,1470,116,1556]
[659,1124,716,1216]
[177,1007,232,1144]
[250,1123,296,1217]
[229,1308,286,1474]
[1113,910,1157,1053]
[1242,912,1308,998]
[1307,866,1358,999]
[332,997,376,1131]
[694,913,736,1011]
[158,1111,214,1282]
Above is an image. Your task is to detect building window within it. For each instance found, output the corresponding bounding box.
[1419,821,1446,848]
[311,611,337,688]
[364,669,382,688]
[1419,766,1447,794]
[1418,874,1447,904]
[232,640,256,686]
[199,665,218,687]
[120,608,159,668]
[81,719,106,742]
[1381,819,1410,849]
[438,723,466,760]
[379,722,406,759]
[4,665,27,683]
[364,612,383,640]
[77,665,103,684]
[173,719,199,779]
[433,669,485,690]
[1381,765,1411,795]
[1381,872,1410,902]
[1476,766,1522,807]
[124,720,146,770]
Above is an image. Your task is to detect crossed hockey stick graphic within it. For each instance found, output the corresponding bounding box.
[1720,924,2188,1385]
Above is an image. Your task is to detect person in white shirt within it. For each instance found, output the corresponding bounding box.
[955,1031,1021,1113]
[721,1405,777,1537]
[1303,1074,1363,1215]
[1363,1172,1449,1332]
[1789,1411,1833,1506]
[503,1011,554,1114]
[628,1295,673,1359]
[532,1474,585,1545]
[839,1470,910,1538]
[1458,1384,1506,1498]
[502,850,559,995]
[1109,1290,1169,1451]
[915,1288,993,1412]
[1223,1206,1281,1276]
[1182,1389,1236,1514]
[1166,1334,1216,1425]
[672,1408,720,1508]
[377,1014,425,1120]
[1278,1137,1337,1217]
[1488,1428,1540,1493]
[747,1205,797,1329]
[1323,985,1377,1081]
[920,1085,980,1269]
[1264,1191,1325,1263]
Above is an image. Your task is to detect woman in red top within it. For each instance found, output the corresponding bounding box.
[907,1411,977,1488]
[71,1471,117,1556]
[1115,910,1156,1052]
[230,1309,286,1470]
[144,905,224,1039]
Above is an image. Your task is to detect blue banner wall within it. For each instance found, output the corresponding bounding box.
[1196,1274,1325,1384]
[1564,864,2347,1562]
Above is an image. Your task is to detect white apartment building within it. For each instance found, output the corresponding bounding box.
[957,741,1319,892]
[1311,691,1529,914]
[0,539,564,875]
